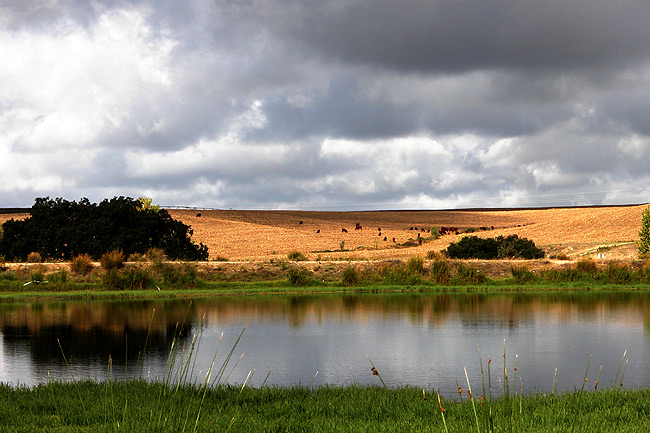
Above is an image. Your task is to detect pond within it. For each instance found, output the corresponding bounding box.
[1,291,649,397]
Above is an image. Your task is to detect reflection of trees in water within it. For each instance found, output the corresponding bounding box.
[1,292,650,369]
[0,300,197,368]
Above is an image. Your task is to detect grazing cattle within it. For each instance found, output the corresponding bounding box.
[410,227,414,230]
[299,221,303,225]
[378,232,382,236]
[355,223,362,230]
[392,237,396,243]
[342,228,348,233]
[196,213,201,217]
[383,236,387,241]
[378,227,381,231]
[421,228,426,232]
[316,229,320,233]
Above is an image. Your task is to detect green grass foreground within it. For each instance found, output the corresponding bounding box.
[0,381,649,432]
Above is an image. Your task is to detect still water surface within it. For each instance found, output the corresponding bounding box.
[1,291,649,397]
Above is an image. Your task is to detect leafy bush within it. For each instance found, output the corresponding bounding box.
[497,235,545,259]
[161,263,197,288]
[100,250,125,270]
[70,254,94,275]
[287,251,308,261]
[0,196,208,261]
[26,252,42,263]
[287,267,312,286]
[342,266,360,287]
[445,235,544,260]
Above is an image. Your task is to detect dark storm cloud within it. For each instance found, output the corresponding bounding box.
[236,0,650,73]
[2,0,650,209]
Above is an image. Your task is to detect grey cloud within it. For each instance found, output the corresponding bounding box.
[233,0,650,73]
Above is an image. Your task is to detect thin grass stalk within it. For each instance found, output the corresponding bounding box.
[57,338,86,414]
[580,354,592,392]
[212,325,247,387]
[618,359,628,390]
[478,346,492,433]
[455,377,463,402]
[595,365,603,390]
[188,314,207,385]
[308,370,319,388]
[240,369,255,394]
[512,354,518,397]
[366,354,387,388]
[437,392,449,433]
[261,369,273,387]
[519,378,523,415]
[613,350,627,388]
[552,368,557,394]
[464,367,481,433]
[503,338,510,398]
[138,308,156,379]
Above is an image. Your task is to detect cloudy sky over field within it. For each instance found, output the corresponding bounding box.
[2,0,650,210]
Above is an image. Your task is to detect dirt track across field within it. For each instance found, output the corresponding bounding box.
[164,204,648,261]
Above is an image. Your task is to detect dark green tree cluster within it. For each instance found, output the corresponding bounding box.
[445,234,545,260]
[0,197,208,261]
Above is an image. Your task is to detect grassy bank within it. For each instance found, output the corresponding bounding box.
[2,255,650,301]
[0,381,648,432]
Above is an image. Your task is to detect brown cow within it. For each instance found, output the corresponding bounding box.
[342,228,348,233]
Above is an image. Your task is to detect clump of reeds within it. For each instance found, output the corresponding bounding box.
[100,250,125,270]
[161,263,198,289]
[341,265,360,287]
[430,257,452,285]
[26,252,42,263]
[70,253,94,276]
[287,251,308,261]
[287,267,313,286]
[101,267,155,290]
[452,263,488,285]
[510,265,537,283]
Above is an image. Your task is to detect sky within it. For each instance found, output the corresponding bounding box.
[1,0,650,210]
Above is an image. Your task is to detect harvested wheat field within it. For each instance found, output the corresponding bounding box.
[167,204,649,262]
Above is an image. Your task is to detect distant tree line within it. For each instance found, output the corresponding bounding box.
[445,234,545,260]
[0,197,208,261]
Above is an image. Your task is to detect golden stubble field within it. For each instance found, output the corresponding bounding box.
[1,204,646,263]
[166,204,648,262]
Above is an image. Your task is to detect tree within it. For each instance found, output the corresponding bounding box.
[0,197,208,261]
[445,234,544,260]
[639,206,650,256]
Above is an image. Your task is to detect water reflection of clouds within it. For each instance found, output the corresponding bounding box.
[1,293,650,395]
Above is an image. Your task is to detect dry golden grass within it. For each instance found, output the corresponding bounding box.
[2,205,645,262]
[168,204,649,261]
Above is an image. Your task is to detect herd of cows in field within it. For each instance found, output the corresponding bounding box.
[294,220,496,246]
